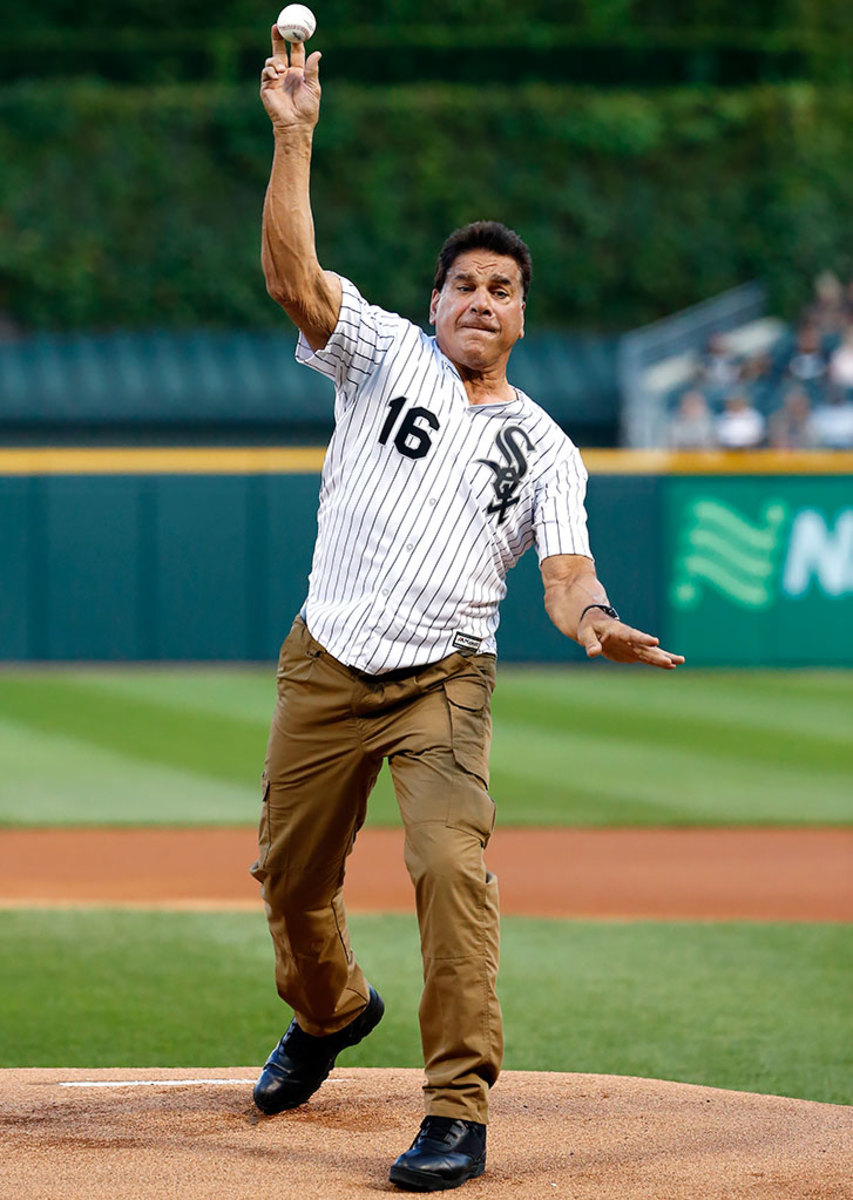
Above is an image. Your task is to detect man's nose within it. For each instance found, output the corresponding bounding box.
[470,289,492,312]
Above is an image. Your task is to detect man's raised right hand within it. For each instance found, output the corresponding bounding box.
[260,25,322,132]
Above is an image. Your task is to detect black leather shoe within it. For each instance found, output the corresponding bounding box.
[389,1115,486,1192]
[253,985,384,1114]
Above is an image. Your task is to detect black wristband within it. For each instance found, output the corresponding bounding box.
[578,603,620,626]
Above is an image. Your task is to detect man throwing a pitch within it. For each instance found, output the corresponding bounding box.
[252,26,684,1193]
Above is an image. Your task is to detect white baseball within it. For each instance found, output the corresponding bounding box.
[276,4,316,42]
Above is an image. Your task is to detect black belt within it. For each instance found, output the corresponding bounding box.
[356,662,427,683]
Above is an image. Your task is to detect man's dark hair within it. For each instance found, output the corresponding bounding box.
[433,221,532,300]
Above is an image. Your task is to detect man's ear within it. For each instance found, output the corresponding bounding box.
[429,289,440,325]
[519,300,526,339]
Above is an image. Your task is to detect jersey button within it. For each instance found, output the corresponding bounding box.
[429,498,437,506]
[406,544,413,552]
[381,589,389,597]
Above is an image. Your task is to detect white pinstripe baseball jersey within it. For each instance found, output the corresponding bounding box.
[295,276,592,673]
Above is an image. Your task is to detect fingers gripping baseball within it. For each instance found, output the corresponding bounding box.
[260,25,321,129]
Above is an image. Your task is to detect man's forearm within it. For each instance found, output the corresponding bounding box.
[262,130,320,304]
[261,130,341,346]
[258,36,340,346]
[542,552,683,668]
[542,556,612,643]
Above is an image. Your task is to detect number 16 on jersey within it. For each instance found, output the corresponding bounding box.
[378,397,440,460]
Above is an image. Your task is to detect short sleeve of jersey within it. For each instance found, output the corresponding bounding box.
[294,276,400,409]
[533,441,593,563]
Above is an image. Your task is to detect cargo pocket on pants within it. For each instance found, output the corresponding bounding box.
[443,673,496,844]
[441,672,494,849]
[443,673,493,790]
[250,769,272,882]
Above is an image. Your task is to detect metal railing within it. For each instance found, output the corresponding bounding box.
[618,281,767,447]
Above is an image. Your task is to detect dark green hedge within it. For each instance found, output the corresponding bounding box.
[1,80,851,330]
[8,0,851,35]
[4,33,838,91]
[5,2,853,87]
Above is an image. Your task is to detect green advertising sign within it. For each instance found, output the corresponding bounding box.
[666,477,853,665]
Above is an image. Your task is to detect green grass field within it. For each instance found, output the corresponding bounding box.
[0,667,851,826]
[1,667,849,1106]
[1,910,850,1104]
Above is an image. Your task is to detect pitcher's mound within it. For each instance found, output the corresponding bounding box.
[1,1067,850,1200]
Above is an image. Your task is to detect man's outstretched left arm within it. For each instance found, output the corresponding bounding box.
[541,554,685,670]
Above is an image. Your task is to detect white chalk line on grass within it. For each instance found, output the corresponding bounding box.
[59,1077,352,1089]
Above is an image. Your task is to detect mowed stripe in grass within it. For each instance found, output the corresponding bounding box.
[0,910,849,1105]
[0,668,851,826]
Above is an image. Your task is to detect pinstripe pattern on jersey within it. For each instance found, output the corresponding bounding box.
[293,276,591,673]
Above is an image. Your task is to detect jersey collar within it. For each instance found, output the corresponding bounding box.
[431,336,524,411]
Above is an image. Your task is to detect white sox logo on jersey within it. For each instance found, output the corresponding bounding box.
[478,426,535,524]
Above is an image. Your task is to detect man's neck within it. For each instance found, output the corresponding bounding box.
[453,362,517,407]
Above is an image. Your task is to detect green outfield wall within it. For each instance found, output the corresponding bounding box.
[1,450,850,665]
[667,473,853,665]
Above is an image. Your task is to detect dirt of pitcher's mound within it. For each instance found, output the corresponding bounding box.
[1,1067,850,1200]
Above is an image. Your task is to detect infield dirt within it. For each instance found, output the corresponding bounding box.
[0,826,850,919]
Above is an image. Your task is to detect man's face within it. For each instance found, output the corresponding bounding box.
[429,249,525,373]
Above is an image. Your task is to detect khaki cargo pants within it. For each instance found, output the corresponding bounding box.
[250,616,502,1123]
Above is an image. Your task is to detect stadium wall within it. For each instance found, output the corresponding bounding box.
[1,450,851,666]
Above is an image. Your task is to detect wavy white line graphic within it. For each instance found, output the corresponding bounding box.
[679,554,773,608]
[672,497,789,610]
[690,499,786,551]
[685,528,776,579]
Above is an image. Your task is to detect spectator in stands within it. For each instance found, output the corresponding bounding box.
[695,333,739,393]
[668,389,715,449]
[786,322,830,401]
[806,271,847,338]
[768,387,817,450]
[715,391,766,449]
[809,391,853,448]
[738,350,775,412]
[828,323,853,401]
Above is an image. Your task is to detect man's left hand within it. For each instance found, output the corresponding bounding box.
[577,614,685,670]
